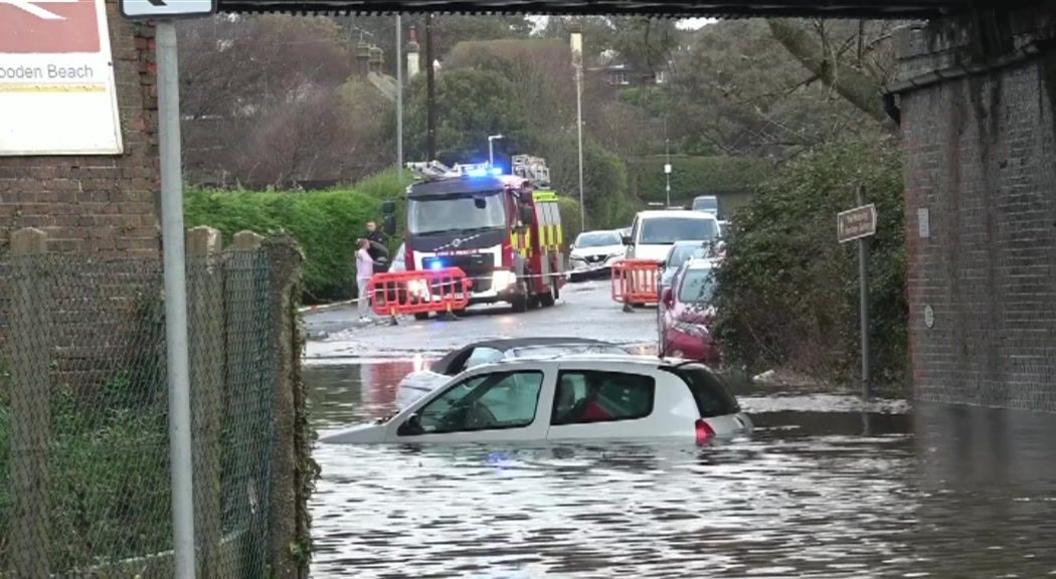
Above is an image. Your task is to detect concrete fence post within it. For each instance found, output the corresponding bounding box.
[186,226,224,578]
[262,235,308,579]
[8,227,51,578]
[222,230,266,572]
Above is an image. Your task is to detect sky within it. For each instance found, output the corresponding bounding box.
[527,16,716,33]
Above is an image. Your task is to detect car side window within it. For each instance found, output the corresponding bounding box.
[399,371,544,435]
[552,371,655,425]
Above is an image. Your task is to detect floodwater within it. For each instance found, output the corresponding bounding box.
[307,362,1056,578]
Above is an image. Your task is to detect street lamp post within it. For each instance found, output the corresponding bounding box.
[664,138,672,207]
[488,134,504,167]
[396,14,403,180]
[571,30,585,232]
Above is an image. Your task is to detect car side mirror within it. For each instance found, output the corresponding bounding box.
[621,235,631,245]
[661,288,673,307]
[396,413,423,436]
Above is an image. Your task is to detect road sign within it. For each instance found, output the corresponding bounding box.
[121,0,215,19]
[0,0,121,155]
[836,203,877,243]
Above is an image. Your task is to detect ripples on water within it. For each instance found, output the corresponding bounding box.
[307,363,1056,578]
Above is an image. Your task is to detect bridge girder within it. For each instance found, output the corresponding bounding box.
[216,0,1041,19]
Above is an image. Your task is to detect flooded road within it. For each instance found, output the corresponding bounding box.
[308,362,1056,578]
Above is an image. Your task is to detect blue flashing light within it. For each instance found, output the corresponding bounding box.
[466,168,489,178]
[429,260,445,271]
[488,166,504,176]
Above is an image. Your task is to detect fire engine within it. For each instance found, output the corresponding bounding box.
[382,155,565,318]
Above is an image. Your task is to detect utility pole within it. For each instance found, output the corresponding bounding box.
[571,29,585,232]
[425,13,437,160]
[395,14,404,179]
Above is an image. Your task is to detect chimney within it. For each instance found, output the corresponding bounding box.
[406,26,421,79]
[356,40,371,76]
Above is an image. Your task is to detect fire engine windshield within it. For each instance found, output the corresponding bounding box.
[408,194,507,235]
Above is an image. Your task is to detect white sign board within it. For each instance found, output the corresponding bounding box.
[121,0,214,19]
[0,0,122,155]
[836,203,878,243]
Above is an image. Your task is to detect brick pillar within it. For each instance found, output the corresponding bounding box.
[8,228,51,578]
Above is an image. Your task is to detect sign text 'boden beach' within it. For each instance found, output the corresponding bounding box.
[0,0,122,155]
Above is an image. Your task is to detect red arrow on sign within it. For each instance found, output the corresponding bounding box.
[0,0,101,53]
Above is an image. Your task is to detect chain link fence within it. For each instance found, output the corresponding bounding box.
[0,228,309,578]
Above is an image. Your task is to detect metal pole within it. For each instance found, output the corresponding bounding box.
[857,185,871,401]
[156,22,197,579]
[575,62,585,232]
[396,14,403,179]
[488,138,494,166]
[424,13,436,160]
[665,137,671,207]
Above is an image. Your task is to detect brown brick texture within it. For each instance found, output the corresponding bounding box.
[0,0,159,256]
[899,16,1056,410]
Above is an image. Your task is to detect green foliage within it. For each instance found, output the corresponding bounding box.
[46,380,171,570]
[406,68,531,164]
[0,398,9,563]
[543,134,640,230]
[185,187,387,302]
[556,196,584,244]
[628,155,775,204]
[712,135,907,388]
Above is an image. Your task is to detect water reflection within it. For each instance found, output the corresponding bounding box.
[307,363,1056,578]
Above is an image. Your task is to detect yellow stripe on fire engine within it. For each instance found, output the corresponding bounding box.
[533,190,558,203]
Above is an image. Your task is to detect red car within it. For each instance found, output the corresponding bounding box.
[658,258,721,364]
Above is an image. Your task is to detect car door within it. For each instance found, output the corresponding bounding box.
[388,363,556,444]
[546,364,666,441]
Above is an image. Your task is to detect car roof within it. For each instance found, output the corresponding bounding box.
[431,337,611,373]
[491,354,714,374]
[684,257,717,270]
[635,210,718,219]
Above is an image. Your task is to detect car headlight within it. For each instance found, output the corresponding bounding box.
[673,321,709,338]
[407,279,430,298]
[492,270,517,291]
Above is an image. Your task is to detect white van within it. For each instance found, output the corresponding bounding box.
[624,210,722,262]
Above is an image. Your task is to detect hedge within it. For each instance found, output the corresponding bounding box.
[711,135,907,388]
[186,185,402,304]
[628,155,775,205]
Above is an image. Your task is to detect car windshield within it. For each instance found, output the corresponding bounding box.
[693,197,718,212]
[640,217,717,245]
[408,193,506,235]
[576,231,621,248]
[678,269,717,303]
[667,245,707,269]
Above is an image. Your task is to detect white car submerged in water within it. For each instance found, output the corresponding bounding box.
[322,356,752,445]
[395,338,627,409]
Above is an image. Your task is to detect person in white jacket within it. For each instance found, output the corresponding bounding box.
[355,238,374,320]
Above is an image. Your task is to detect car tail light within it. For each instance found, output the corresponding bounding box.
[695,418,715,445]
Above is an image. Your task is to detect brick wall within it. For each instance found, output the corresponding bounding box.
[0,0,159,256]
[897,11,1056,410]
